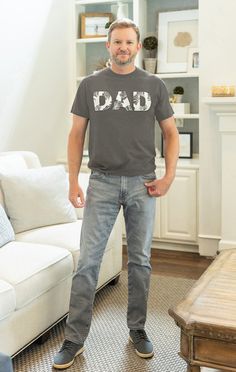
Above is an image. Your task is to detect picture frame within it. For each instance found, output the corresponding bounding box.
[157,9,198,73]
[161,132,193,159]
[179,132,193,158]
[187,47,199,72]
[80,13,113,39]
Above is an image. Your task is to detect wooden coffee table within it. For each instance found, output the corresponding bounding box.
[169,249,236,372]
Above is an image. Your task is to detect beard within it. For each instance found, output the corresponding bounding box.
[111,52,136,66]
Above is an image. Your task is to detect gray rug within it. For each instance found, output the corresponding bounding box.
[13,272,195,372]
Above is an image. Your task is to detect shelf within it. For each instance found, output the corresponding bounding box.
[76,0,131,4]
[156,156,199,169]
[203,97,236,105]
[174,114,199,119]
[76,37,107,43]
[156,72,199,79]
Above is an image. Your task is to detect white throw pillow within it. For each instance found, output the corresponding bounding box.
[0,204,15,247]
[0,165,77,233]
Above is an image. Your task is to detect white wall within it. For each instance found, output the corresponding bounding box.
[199,0,236,255]
[0,0,73,165]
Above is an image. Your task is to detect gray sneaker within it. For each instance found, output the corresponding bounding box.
[53,339,85,369]
[129,329,154,358]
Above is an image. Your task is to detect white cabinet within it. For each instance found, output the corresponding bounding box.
[158,168,198,242]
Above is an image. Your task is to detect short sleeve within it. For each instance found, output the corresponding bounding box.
[71,78,89,118]
[155,79,174,123]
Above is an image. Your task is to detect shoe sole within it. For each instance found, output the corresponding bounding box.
[129,336,154,359]
[53,346,85,369]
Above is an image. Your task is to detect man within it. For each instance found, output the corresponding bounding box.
[53,19,179,369]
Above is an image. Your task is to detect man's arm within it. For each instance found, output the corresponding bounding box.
[145,116,179,197]
[67,114,89,208]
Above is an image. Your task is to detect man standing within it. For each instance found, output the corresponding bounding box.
[54,19,179,369]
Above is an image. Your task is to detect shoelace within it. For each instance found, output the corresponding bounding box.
[60,340,77,352]
[133,330,149,341]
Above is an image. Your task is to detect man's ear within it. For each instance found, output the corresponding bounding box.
[106,41,110,50]
[138,42,142,51]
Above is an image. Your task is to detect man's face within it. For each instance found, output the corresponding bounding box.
[106,27,141,66]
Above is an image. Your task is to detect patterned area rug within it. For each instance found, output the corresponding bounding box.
[13,272,195,372]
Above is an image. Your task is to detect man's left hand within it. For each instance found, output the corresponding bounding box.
[144,177,172,197]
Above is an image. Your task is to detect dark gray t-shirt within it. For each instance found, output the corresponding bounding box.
[71,67,173,176]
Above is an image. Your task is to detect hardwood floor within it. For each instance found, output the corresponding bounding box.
[122,247,214,280]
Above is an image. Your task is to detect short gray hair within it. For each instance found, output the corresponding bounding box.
[107,18,140,42]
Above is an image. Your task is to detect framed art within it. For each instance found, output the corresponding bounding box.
[80,13,113,38]
[157,9,198,73]
[187,47,199,72]
[179,132,193,158]
[161,132,193,159]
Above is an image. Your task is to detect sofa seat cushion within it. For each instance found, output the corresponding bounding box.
[0,280,16,321]
[16,219,118,271]
[16,221,82,271]
[0,241,73,310]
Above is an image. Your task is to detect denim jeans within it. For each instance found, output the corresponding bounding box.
[65,171,156,345]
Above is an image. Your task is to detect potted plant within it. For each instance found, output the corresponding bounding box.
[173,86,184,103]
[143,35,158,74]
[105,20,113,35]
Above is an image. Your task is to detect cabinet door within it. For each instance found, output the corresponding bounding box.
[160,169,197,242]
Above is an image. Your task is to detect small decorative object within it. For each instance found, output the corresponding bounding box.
[143,36,158,74]
[80,13,113,38]
[93,58,111,71]
[173,86,184,103]
[211,85,235,97]
[187,47,199,72]
[162,132,193,158]
[105,20,113,34]
[116,2,129,19]
[171,103,190,114]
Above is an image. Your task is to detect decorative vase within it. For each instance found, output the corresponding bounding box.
[173,94,183,103]
[144,58,157,74]
[116,2,128,19]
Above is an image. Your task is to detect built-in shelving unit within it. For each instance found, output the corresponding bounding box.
[174,114,199,119]
[76,37,107,43]
[73,0,199,159]
[157,72,199,79]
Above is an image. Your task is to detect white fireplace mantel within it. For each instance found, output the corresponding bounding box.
[204,97,236,251]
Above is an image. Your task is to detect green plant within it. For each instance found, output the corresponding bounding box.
[105,21,113,29]
[143,36,158,58]
[173,86,184,95]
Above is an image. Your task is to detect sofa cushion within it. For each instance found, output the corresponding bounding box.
[0,241,73,309]
[15,218,117,271]
[0,153,27,207]
[0,205,15,248]
[0,280,16,321]
[0,165,77,233]
[16,221,82,271]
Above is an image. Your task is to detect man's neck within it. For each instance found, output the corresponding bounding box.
[110,63,136,75]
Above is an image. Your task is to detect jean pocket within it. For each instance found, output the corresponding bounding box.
[140,172,156,181]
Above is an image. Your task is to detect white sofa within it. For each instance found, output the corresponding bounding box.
[0,151,122,357]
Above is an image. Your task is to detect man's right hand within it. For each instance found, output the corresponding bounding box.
[69,183,85,208]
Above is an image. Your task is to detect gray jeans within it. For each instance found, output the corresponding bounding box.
[0,353,13,372]
[65,171,156,345]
